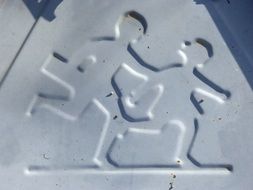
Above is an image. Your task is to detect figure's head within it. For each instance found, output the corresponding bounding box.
[115,11,147,43]
[180,38,213,68]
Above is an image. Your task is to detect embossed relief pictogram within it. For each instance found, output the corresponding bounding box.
[26,11,233,174]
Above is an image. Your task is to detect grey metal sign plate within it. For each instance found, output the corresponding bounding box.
[0,0,252,189]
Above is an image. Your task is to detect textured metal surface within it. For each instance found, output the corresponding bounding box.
[0,0,253,189]
[0,0,47,81]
